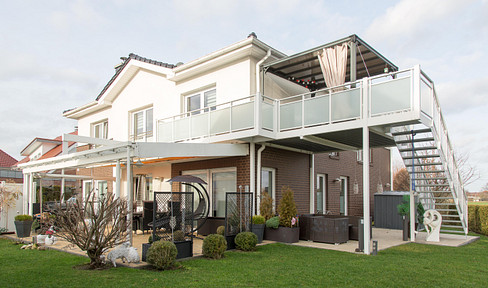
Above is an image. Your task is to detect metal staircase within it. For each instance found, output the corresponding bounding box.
[391,76,468,236]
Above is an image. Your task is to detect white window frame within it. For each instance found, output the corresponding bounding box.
[92,120,108,139]
[340,176,348,215]
[357,149,373,163]
[184,88,217,115]
[261,167,276,212]
[316,174,326,214]
[130,107,153,142]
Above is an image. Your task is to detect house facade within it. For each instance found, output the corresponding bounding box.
[18,34,467,254]
[0,149,22,184]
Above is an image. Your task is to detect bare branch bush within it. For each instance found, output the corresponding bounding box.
[53,190,130,268]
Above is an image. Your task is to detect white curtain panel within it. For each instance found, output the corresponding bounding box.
[317,43,348,89]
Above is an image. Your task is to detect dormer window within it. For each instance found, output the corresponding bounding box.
[131,107,153,142]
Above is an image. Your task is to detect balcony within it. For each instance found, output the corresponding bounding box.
[156,66,434,147]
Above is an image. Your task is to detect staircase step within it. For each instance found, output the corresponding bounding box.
[405,162,443,167]
[416,191,452,194]
[419,197,453,200]
[407,170,446,173]
[440,229,465,234]
[402,155,440,160]
[414,177,447,181]
[395,137,434,144]
[442,219,462,223]
[433,209,458,212]
[398,146,437,152]
[415,184,449,187]
[391,128,432,136]
[441,224,463,229]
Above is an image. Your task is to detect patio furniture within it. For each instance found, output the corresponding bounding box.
[300,214,372,243]
[141,201,153,234]
[300,215,348,244]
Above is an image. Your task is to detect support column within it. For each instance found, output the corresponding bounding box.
[362,126,371,255]
[22,173,28,214]
[350,38,357,83]
[249,142,255,215]
[310,154,315,213]
[39,178,43,214]
[116,160,121,198]
[28,173,33,215]
[61,169,65,203]
[126,147,133,244]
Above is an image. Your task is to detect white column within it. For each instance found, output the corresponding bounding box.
[22,173,28,214]
[126,147,133,244]
[310,154,315,213]
[249,142,255,215]
[61,169,65,203]
[410,180,416,242]
[115,160,121,198]
[39,178,43,214]
[363,126,371,255]
[28,173,33,215]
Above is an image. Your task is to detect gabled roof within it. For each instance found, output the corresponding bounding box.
[19,131,78,159]
[0,149,17,167]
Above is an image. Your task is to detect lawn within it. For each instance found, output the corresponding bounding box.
[1,235,487,288]
[469,201,488,206]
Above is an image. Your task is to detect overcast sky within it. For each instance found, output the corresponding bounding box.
[1,0,487,191]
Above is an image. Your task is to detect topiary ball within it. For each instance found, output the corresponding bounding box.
[266,216,280,229]
[216,225,225,236]
[235,232,258,251]
[173,230,185,242]
[202,234,227,259]
[146,240,177,270]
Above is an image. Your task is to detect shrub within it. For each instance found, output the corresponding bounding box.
[252,215,265,225]
[235,232,257,251]
[216,225,225,236]
[468,205,488,236]
[148,234,161,244]
[146,240,178,270]
[202,234,226,259]
[266,216,280,229]
[14,215,33,221]
[173,230,185,242]
[278,186,297,227]
[260,192,273,221]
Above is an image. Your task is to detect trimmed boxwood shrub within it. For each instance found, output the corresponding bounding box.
[147,240,177,270]
[148,234,161,244]
[15,215,33,221]
[266,216,280,229]
[173,230,185,241]
[468,205,488,235]
[252,215,265,225]
[235,232,258,251]
[216,225,225,236]
[202,234,226,259]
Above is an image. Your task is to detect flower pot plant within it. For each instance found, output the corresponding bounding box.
[397,195,425,241]
[14,214,33,238]
[264,186,299,243]
[251,215,265,243]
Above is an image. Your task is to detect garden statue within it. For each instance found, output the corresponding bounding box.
[106,241,140,267]
[423,209,442,242]
[36,226,57,245]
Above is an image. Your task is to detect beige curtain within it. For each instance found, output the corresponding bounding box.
[317,43,348,89]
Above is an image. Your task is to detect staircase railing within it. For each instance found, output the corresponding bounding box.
[420,69,467,233]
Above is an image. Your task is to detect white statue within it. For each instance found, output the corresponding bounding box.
[106,241,140,267]
[423,209,442,242]
[36,226,57,246]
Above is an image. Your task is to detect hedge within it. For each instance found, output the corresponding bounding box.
[468,205,488,235]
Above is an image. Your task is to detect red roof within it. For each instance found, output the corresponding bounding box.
[16,131,78,165]
[0,149,18,167]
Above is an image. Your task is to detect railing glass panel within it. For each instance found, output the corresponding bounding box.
[331,88,360,121]
[210,107,230,135]
[231,102,254,131]
[304,95,329,126]
[280,100,302,130]
[420,78,433,118]
[262,101,274,131]
[371,77,411,115]
[158,122,173,142]
[174,118,190,141]
[191,113,209,138]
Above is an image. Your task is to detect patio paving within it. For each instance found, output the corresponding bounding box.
[1,227,479,268]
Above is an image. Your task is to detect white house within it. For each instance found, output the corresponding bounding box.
[18,34,467,254]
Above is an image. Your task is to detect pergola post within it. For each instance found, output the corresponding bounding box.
[28,173,33,215]
[362,126,371,255]
[115,160,121,198]
[126,146,133,244]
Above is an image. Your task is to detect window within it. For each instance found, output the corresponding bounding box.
[185,88,216,115]
[339,176,348,215]
[329,152,339,158]
[261,167,276,212]
[131,107,153,141]
[357,149,373,163]
[92,120,108,139]
[316,174,326,214]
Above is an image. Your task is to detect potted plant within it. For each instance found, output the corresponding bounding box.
[397,195,425,241]
[264,186,299,243]
[251,215,265,243]
[14,214,33,238]
[142,234,161,261]
[172,230,192,259]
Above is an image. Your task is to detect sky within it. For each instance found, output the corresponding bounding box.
[0,0,487,191]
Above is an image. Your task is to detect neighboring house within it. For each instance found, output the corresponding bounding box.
[18,34,467,253]
[0,149,22,184]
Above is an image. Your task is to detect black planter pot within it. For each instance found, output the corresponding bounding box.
[174,241,192,259]
[251,224,265,243]
[226,234,236,250]
[402,216,409,241]
[14,220,33,238]
[264,227,299,243]
[142,243,151,262]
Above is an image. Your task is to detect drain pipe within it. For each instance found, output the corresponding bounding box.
[256,50,271,95]
[256,144,266,214]
[250,142,256,215]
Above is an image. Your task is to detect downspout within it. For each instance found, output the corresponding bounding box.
[250,142,255,215]
[256,144,266,214]
[256,49,272,94]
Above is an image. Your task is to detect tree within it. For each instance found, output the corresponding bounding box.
[393,167,410,191]
[53,189,130,268]
[0,180,20,231]
[260,191,273,220]
[481,182,488,193]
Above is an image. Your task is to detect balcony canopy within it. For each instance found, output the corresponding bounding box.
[263,34,398,91]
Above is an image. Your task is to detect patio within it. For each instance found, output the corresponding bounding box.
[2,227,478,268]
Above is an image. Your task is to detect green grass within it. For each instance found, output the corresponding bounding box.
[1,236,488,287]
[469,201,488,206]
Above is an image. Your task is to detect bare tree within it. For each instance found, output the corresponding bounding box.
[455,151,479,187]
[53,190,130,268]
[393,167,410,191]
